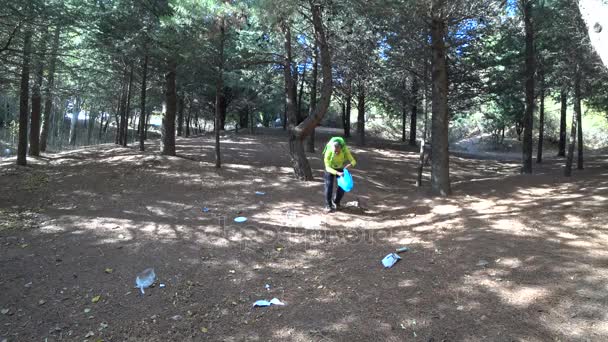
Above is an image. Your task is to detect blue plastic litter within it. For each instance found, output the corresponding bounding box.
[381,253,401,268]
[253,298,285,307]
[234,217,247,223]
[135,268,156,294]
[337,169,354,192]
[255,191,266,195]
[202,207,209,212]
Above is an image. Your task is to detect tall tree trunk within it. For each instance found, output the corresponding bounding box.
[185,99,192,137]
[281,21,305,175]
[537,71,545,163]
[139,54,148,151]
[282,1,332,180]
[297,64,306,124]
[521,0,535,174]
[87,110,95,145]
[117,74,127,145]
[357,84,365,146]
[122,65,133,147]
[430,14,451,196]
[557,89,567,157]
[565,72,579,177]
[99,110,105,140]
[40,49,56,153]
[410,75,418,146]
[401,79,407,143]
[576,79,583,170]
[215,18,225,168]
[307,45,318,153]
[69,96,80,146]
[17,28,32,166]
[177,94,184,137]
[29,33,47,156]
[345,92,351,138]
[161,60,177,156]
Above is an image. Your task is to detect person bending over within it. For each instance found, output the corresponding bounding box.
[323,137,356,213]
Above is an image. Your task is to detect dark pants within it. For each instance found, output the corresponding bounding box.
[324,169,345,207]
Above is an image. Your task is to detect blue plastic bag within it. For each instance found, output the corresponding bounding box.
[337,169,354,192]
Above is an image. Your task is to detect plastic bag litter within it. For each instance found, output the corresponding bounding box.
[337,169,354,192]
[381,253,401,268]
[135,268,156,294]
[253,298,285,307]
[234,217,247,223]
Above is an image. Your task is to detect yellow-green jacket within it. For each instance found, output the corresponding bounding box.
[323,137,356,175]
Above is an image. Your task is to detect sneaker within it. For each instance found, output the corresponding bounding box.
[324,205,334,213]
[332,201,341,210]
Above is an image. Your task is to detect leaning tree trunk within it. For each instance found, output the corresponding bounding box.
[29,34,47,156]
[537,71,545,163]
[521,0,535,174]
[410,74,418,146]
[282,1,333,180]
[17,28,32,166]
[357,85,365,146]
[565,73,580,177]
[161,60,177,156]
[430,15,451,196]
[307,45,318,153]
[280,21,308,178]
[558,89,567,157]
[139,54,148,151]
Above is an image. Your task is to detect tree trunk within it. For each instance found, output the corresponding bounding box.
[99,110,105,140]
[537,72,545,163]
[345,92,351,137]
[401,80,407,143]
[17,28,32,166]
[177,94,184,137]
[87,110,95,145]
[185,99,192,137]
[307,45,318,153]
[117,73,127,145]
[357,85,365,146]
[123,65,133,147]
[69,96,80,146]
[29,34,47,156]
[521,0,535,174]
[281,21,310,178]
[430,15,451,196]
[576,79,583,170]
[139,54,148,151]
[565,73,579,177]
[557,89,567,157]
[297,64,306,124]
[161,60,177,156]
[215,18,225,168]
[282,1,332,180]
[410,75,418,146]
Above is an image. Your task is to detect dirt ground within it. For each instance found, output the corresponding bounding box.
[1,129,607,342]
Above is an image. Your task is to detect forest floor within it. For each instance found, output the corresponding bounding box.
[1,129,608,342]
